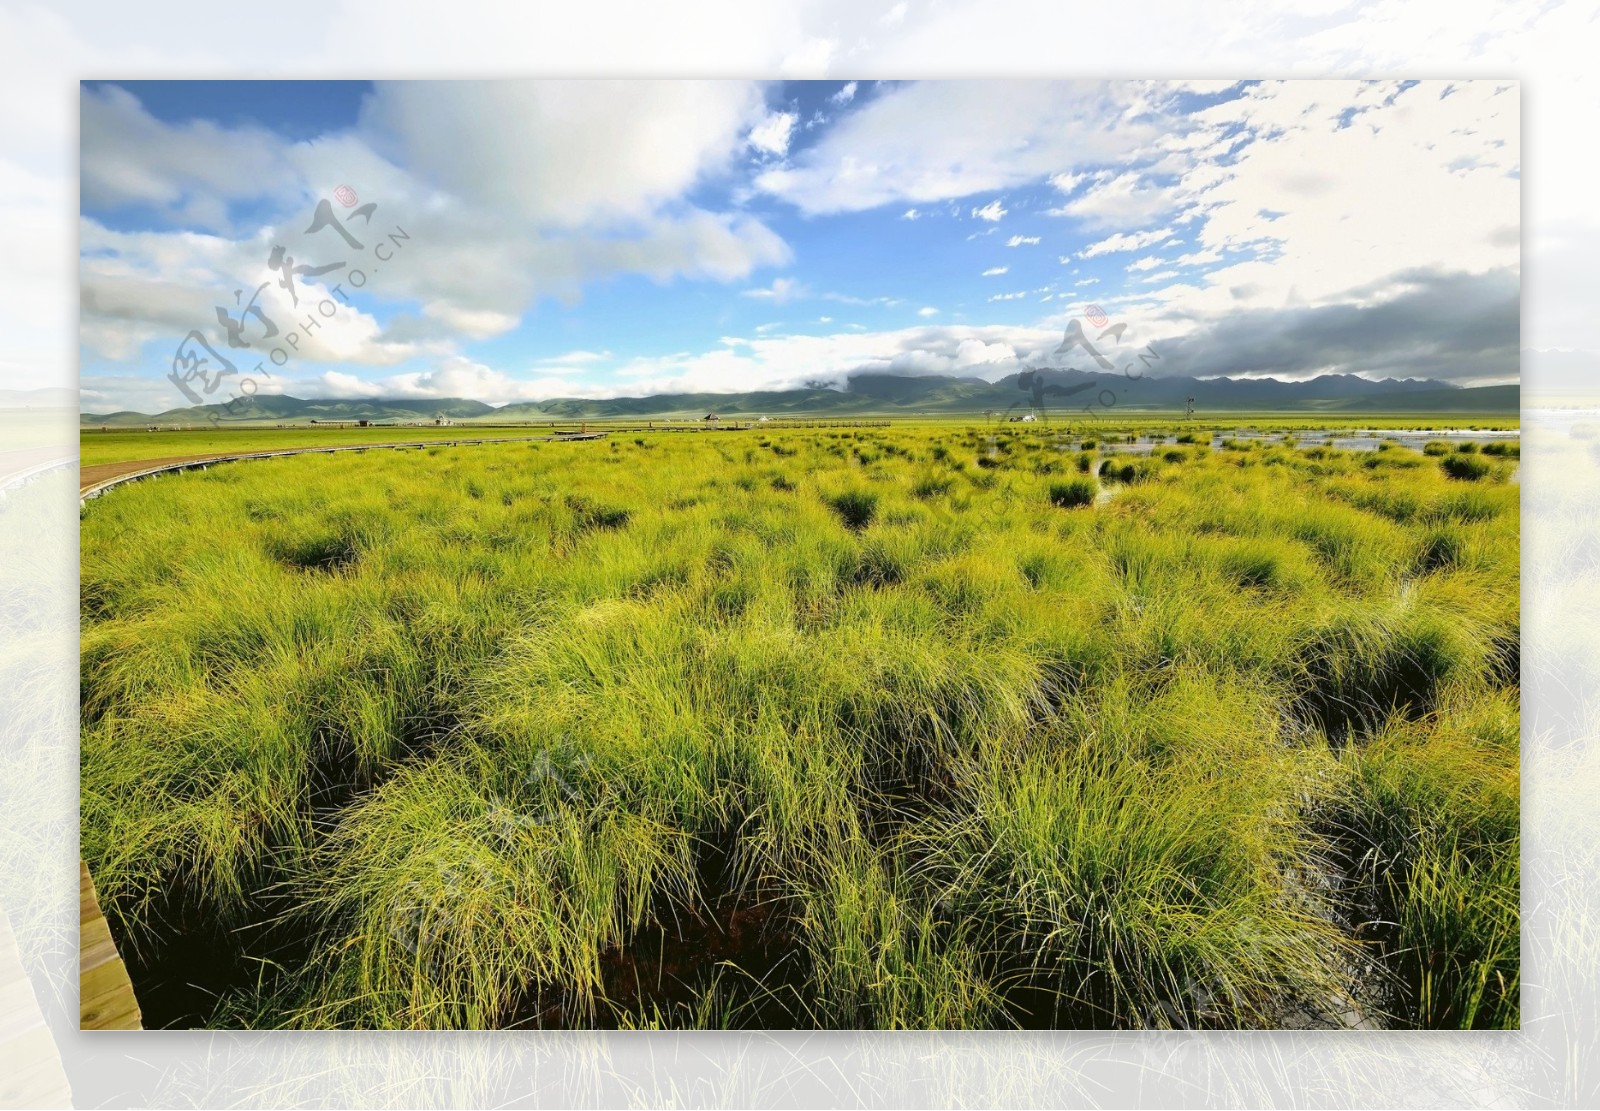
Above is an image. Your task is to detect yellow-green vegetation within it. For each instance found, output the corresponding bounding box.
[79,423,1519,1030]
[78,426,560,468]
[79,412,1519,468]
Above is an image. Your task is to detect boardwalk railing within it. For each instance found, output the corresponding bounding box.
[80,433,606,500]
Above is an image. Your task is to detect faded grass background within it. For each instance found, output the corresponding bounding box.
[2,0,1598,1104]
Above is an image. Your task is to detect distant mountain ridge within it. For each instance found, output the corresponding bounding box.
[81,370,1518,425]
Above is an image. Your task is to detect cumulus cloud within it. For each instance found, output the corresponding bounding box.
[1050,171,1178,228]
[1049,171,1087,194]
[78,219,426,370]
[80,84,304,230]
[1164,80,1518,309]
[79,77,1521,409]
[753,81,1166,215]
[602,321,1059,396]
[361,80,768,228]
[749,110,798,156]
[78,79,795,390]
[1056,80,1519,385]
[87,320,1076,412]
[362,355,580,402]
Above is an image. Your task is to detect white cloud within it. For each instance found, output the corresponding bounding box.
[988,291,1026,301]
[76,77,1524,405]
[80,85,305,231]
[749,111,799,156]
[533,349,611,365]
[78,219,427,371]
[1078,227,1175,257]
[741,276,806,302]
[1133,79,1519,322]
[367,356,564,402]
[901,208,921,220]
[1006,235,1040,246]
[753,82,1165,215]
[602,321,1059,396]
[971,199,1007,222]
[156,321,1060,410]
[822,291,902,307]
[361,80,768,228]
[77,80,796,381]
[981,266,1009,276]
[830,81,859,106]
[917,306,938,317]
[779,36,838,75]
[1049,171,1087,195]
[1051,171,1177,228]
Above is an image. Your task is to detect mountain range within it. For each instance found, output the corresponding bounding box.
[81,370,1519,425]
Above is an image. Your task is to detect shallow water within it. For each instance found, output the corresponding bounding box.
[1058,427,1520,455]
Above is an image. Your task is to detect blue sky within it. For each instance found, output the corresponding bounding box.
[78,79,1519,413]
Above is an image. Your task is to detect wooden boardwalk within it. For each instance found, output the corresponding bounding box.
[79,432,595,499]
[0,909,72,1106]
[79,860,140,1030]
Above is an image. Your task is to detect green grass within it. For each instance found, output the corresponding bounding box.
[79,414,1520,469]
[79,423,1519,1030]
[1047,477,1098,509]
[78,426,561,467]
[1441,454,1496,481]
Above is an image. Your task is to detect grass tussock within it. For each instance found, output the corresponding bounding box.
[80,421,1518,1030]
[1047,477,1097,509]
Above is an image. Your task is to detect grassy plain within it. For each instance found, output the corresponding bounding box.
[79,421,1519,1029]
[77,426,560,469]
[78,411,1518,468]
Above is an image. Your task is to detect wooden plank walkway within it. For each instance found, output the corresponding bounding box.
[79,432,593,499]
[0,909,72,1106]
[79,859,139,1031]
